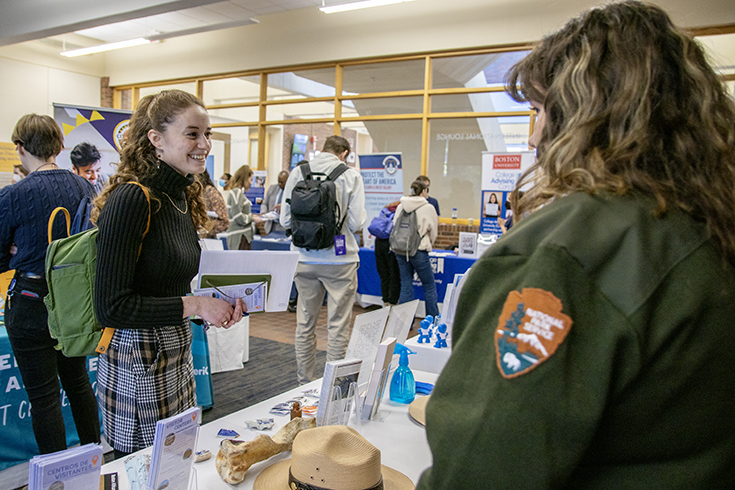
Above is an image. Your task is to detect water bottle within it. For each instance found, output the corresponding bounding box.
[452,208,458,221]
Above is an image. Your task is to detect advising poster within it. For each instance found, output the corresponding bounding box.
[480,151,535,235]
[247,170,267,213]
[358,153,404,248]
[0,142,21,189]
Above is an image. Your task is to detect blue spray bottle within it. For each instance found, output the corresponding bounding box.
[390,343,416,404]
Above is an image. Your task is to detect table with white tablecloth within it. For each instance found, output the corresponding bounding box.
[101,370,439,489]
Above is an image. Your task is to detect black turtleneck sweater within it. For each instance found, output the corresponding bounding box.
[94,162,200,329]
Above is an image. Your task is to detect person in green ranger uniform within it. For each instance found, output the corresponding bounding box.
[417,2,735,489]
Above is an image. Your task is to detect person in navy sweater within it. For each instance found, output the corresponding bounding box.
[0,114,100,454]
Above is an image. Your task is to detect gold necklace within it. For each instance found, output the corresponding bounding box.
[162,191,188,214]
[36,162,57,171]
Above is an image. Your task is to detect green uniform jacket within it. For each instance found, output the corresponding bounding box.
[417,192,735,489]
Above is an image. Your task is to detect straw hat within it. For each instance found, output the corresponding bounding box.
[254,425,414,490]
[408,395,430,426]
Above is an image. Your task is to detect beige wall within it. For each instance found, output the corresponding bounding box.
[102,0,735,87]
[0,56,101,143]
[0,0,732,146]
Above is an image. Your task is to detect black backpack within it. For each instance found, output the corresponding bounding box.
[287,162,349,250]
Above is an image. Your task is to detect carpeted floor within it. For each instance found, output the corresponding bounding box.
[202,336,327,424]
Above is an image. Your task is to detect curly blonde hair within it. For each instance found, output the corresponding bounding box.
[506,1,735,263]
[91,89,207,228]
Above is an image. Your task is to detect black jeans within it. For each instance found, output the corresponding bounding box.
[374,238,400,304]
[4,275,100,454]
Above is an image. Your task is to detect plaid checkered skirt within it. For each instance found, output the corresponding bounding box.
[97,319,196,453]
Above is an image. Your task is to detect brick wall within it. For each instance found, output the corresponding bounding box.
[258,222,480,250]
[282,122,358,170]
[352,222,480,249]
[100,77,113,108]
[433,223,480,250]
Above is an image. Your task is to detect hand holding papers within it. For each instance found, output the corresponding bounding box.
[198,251,299,312]
[260,210,280,221]
[193,281,266,313]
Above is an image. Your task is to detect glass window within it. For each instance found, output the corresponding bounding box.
[343,96,424,116]
[431,91,527,115]
[266,101,337,121]
[431,51,530,90]
[202,77,260,106]
[427,117,530,219]
[209,106,260,125]
[342,59,426,95]
[209,127,257,171]
[266,68,336,101]
[278,122,334,171]
[345,120,423,190]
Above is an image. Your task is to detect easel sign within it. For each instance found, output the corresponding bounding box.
[382,300,419,346]
[458,232,478,258]
[344,306,391,389]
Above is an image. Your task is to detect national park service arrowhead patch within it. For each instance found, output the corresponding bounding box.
[495,288,572,378]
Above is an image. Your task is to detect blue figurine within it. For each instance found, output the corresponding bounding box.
[434,323,448,348]
[417,317,433,343]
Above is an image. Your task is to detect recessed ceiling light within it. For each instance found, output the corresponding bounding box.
[60,38,153,57]
[320,0,417,15]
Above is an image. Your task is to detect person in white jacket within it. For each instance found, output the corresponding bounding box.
[280,136,366,384]
[393,180,439,317]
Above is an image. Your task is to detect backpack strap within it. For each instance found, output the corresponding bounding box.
[46,177,95,243]
[327,163,349,182]
[300,163,312,181]
[95,181,151,355]
[328,164,350,231]
[47,207,71,244]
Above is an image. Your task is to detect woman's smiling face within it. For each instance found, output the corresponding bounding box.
[149,104,212,176]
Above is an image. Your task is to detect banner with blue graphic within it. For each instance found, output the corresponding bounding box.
[246,170,267,214]
[358,153,404,248]
[53,103,132,179]
[480,151,535,235]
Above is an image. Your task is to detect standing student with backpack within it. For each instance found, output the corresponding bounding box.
[92,90,245,457]
[370,201,401,306]
[280,135,366,385]
[392,180,439,317]
[0,114,100,454]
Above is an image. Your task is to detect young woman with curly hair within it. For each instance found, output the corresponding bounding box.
[418,2,735,488]
[93,89,245,457]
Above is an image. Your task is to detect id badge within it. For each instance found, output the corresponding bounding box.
[334,235,347,256]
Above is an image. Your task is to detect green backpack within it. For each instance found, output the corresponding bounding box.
[44,182,151,357]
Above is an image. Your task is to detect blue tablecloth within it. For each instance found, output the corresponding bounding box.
[0,318,97,471]
[0,318,213,471]
[357,248,475,304]
[251,235,292,251]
